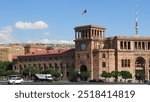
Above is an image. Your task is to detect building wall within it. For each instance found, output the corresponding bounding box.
[24,44,46,54]
[74,25,150,81]
[0,45,24,61]
[13,49,75,79]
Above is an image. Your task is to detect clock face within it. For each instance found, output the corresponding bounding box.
[80,43,86,50]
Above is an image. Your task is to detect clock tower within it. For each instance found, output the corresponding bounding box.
[74,25,106,80]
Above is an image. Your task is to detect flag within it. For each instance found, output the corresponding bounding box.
[82,9,87,15]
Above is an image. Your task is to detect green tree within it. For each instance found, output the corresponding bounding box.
[23,66,39,79]
[80,71,90,82]
[53,70,61,81]
[43,68,61,81]
[135,71,145,83]
[0,68,7,76]
[111,71,121,82]
[121,71,132,82]
[101,71,111,82]
[70,71,79,82]
[6,70,16,76]
[43,68,55,75]
[0,61,12,79]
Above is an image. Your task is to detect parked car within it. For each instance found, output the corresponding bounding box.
[8,77,24,84]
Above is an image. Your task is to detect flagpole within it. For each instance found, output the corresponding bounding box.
[82,9,87,25]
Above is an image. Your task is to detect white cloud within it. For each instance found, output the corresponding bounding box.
[0,26,14,43]
[15,21,48,29]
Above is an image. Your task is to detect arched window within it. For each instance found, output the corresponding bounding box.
[33,64,36,67]
[24,64,26,68]
[49,63,52,68]
[43,63,47,68]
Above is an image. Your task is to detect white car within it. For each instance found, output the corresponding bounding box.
[8,77,24,84]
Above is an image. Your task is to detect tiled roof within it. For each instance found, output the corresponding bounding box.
[19,49,71,57]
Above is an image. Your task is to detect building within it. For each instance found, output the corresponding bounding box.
[13,24,150,81]
[0,45,24,61]
[13,49,75,79]
[24,44,46,54]
[74,25,150,81]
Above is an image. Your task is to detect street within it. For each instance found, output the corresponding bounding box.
[0,80,147,85]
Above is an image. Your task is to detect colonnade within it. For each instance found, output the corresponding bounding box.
[75,29,105,39]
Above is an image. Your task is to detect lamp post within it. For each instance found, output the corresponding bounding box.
[78,71,81,82]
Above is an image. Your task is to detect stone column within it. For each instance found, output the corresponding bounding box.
[63,64,67,80]
[75,31,77,39]
[91,29,93,39]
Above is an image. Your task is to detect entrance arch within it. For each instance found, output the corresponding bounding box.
[80,65,87,72]
[135,57,146,80]
[135,57,145,68]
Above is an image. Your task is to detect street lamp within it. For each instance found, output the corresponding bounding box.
[78,71,81,82]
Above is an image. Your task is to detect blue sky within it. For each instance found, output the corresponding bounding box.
[0,0,150,43]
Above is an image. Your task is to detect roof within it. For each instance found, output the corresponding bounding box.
[74,25,106,30]
[18,49,73,57]
[108,36,150,40]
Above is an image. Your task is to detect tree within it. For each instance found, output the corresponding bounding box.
[0,68,7,76]
[121,71,132,82]
[6,70,16,76]
[101,71,111,82]
[111,71,121,82]
[80,71,90,82]
[23,66,39,79]
[43,68,55,75]
[70,71,79,82]
[53,70,61,81]
[0,61,12,78]
[43,68,61,81]
[135,71,145,83]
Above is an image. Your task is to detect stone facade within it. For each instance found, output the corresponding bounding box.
[24,44,46,54]
[74,25,150,81]
[0,45,24,61]
[13,49,75,79]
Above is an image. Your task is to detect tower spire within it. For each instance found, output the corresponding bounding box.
[135,4,139,36]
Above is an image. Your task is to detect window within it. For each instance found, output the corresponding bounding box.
[148,42,150,50]
[127,59,130,67]
[128,42,131,49]
[121,59,130,68]
[134,42,137,50]
[138,42,141,49]
[142,42,145,50]
[87,54,89,59]
[120,41,123,49]
[49,63,52,68]
[124,41,127,49]
[102,53,106,58]
[102,62,106,67]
